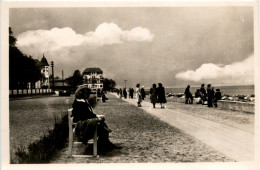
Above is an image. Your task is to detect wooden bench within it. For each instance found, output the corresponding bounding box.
[68,108,98,157]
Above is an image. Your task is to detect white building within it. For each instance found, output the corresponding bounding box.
[34,54,50,88]
[82,67,104,90]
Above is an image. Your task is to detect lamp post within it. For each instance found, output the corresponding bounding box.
[124,80,127,89]
[50,61,54,93]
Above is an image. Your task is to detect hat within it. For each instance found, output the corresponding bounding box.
[75,85,90,99]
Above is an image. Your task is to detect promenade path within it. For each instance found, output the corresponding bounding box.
[113,94,254,162]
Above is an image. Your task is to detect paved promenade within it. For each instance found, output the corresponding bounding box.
[113,94,254,162]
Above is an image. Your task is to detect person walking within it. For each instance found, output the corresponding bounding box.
[128,88,131,98]
[119,88,123,99]
[184,85,193,104]
[136,84,142,107]
[130,88,134,99]
[157,83,166,108]
[123,88,127,99]
[150,83,157,108]
[200,84,207,104]
[141,86,146,100]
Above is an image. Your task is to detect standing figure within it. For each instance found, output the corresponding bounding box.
[136,84,142,107]
[207,84,214,107]
[123,88,127,99]
[101,90,108,102]
[200,84,207,104]
[119,88,123,99]
[184,85,193,104]
[157,83,166,108]
[150,83,157,108]
[130,88,134,99]
[141,86,146,100]
[129,88,131,98]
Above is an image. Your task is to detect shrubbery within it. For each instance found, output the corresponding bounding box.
[13,113,68,163]
[13,96,97,164]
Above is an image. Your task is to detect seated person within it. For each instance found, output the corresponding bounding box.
[213,89,222,107]
[72,86,121,153]
[194,89,202,104]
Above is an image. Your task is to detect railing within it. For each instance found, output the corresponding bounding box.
[9,89,53,96]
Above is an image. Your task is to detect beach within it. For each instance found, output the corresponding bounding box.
[164,85,254,96]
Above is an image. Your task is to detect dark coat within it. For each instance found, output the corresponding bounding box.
[72,99,109,144]
[184,87,192,97]
[141,88,146,99]
[215,92,222,100]
[200,87,207,100]
[150,87,157,103]
[157,86,166,103]
[72,99,96,122]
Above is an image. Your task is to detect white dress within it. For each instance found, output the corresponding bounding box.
[136,87,142,103]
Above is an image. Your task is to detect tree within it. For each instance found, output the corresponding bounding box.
[103,78,116,91]
[9,27,42,89]
[66,70,83,92]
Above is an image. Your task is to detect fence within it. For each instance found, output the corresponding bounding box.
[9,89,53,97]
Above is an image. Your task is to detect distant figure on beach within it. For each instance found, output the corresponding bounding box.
[128,88,131,98]
[136,84,142,107]
[72,86,121,154]
[97,89,102,98]
[101,90,108,102]
[141,86,146,100]
[194,89,202,104]
[150,83,157,108]
[213,89,222,107]
[119,88,123,99]
[123,88,127,99]
[184,85,193,104]
[157,83,166,108]
[207,84,214,107]
[200,84,207,104]
[129,88,134,99]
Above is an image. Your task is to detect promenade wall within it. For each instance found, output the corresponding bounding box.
[169,96,254,114]
[217,100,254,113]
[9,88,53,97]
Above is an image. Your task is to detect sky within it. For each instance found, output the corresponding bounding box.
[9,6,255,88]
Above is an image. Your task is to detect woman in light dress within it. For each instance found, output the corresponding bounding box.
[136,83,142,107]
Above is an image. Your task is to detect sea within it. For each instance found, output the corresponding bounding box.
[164,85,255,96]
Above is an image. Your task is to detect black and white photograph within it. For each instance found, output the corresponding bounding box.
[1,1,259,170]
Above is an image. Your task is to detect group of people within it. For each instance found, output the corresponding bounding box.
[122,83,167,108]
[184,84,222,107]
[118,87,136,99]
[71,82,222,155]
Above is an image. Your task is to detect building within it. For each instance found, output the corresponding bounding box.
[53,77,70,92]
[33,54,50,89]
[82,67,104,90]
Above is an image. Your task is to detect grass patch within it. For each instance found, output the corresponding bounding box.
[13,114,68,163]
[10,95,97,163]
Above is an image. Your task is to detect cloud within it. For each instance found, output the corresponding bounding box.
[16,22,154,52]
[175,55,254,84]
